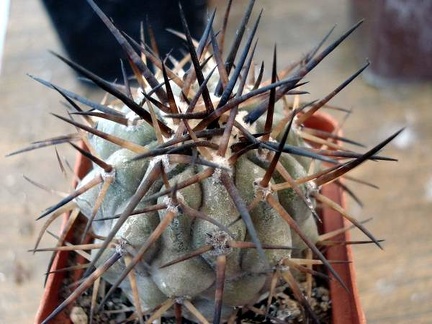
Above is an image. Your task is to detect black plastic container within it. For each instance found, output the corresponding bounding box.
[42,0,207,81]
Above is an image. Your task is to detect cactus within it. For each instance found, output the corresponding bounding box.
[9,0,401,323]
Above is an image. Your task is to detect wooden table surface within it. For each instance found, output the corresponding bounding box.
[1,1,431,323]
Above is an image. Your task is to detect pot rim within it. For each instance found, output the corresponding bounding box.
[35,112,365,324]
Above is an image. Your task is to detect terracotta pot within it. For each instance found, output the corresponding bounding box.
[35,112,365,323]
[35,142,92,324]
[305,114,366,324]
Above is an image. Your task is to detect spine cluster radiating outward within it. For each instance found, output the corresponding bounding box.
[9,0,401,323]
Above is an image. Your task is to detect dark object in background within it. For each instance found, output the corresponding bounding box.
[42,0,208,81]
[350,0,432,86]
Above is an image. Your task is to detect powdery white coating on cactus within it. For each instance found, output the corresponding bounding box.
[70,71,310,320]
[13,1,402,323]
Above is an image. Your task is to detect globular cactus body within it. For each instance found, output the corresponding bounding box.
[9,0,402,323]
[76,86,304,320]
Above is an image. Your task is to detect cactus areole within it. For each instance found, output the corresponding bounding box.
[11,0,401,323]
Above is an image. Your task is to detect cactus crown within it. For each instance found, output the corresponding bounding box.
[9,0,401,323]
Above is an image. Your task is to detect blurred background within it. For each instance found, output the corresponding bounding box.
[1,0,431,323]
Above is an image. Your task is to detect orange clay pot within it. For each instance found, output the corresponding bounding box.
[35,112,365,324]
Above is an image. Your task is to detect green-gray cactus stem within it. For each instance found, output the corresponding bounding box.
[11,1,402,322]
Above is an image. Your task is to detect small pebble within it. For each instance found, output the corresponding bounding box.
[70,306,88,324]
